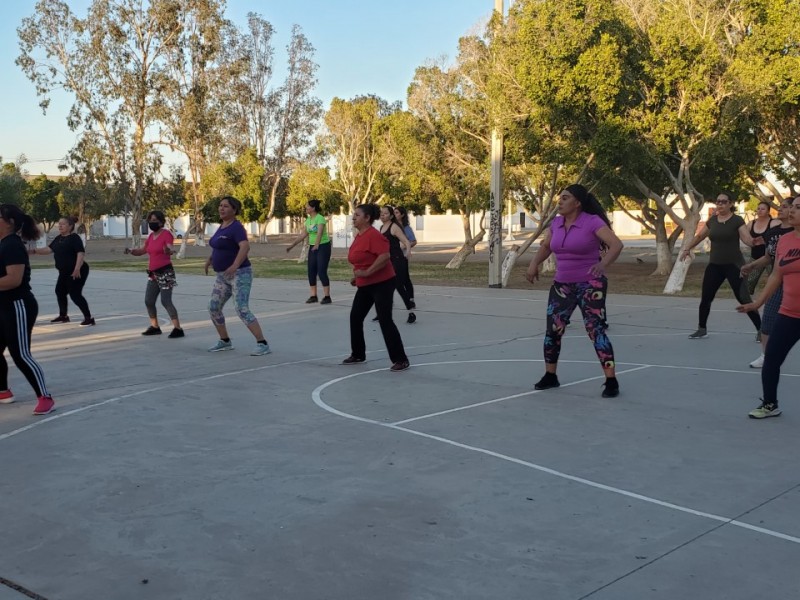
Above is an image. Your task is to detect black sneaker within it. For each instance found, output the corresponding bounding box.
[142,326,162,336]
[320,296,332,305]
[534,372,560,390]
[342,355,366,365]
[371,315,380,322]
[80,318,95,326]
[50,315,70,323]
[602,377,619,398]
[409,300,416,309]
[407,312,416,324]
[168,328,185,338]
[305,296,319,304]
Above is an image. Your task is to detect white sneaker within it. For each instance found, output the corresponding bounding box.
[749,354,764,369]
[208,339,233,352]
[250,342,271,356]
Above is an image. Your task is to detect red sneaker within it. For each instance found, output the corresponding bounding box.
[33,395,55,415]
[0,389,14,404]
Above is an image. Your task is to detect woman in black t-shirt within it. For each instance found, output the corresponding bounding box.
[0,204,55,415]
[30,216,94,325]
[680,192,762,338]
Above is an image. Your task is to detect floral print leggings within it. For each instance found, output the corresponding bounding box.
[544,277,615,369]
[209,266,257,326]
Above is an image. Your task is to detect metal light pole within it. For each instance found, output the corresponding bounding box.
[488,0,504,288]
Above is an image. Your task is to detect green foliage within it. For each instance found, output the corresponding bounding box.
[0,160,28,206]
[201,148,266,223]
[24,175,61,231]
[320,94,400,210]
[286,164,344,215]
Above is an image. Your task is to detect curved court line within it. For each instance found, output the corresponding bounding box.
[0,339,467,443]
[311,360,800,546]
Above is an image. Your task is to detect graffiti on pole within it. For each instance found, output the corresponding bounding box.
[488,191,501,266]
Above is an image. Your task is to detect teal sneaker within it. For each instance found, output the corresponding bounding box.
[748,401,781,419]
[208,339,233,352]
[250,342,271,356]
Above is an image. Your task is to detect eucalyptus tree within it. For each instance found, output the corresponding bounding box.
[223,15,323,239]
[320,95,400,214]
[157,0,229,256]
[405,35,495,269]
[17,0,186,244]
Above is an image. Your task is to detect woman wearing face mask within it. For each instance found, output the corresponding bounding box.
[30,216,94,326]
[680,192,761,339]
[124,210,184,338]
[0,204,55,415]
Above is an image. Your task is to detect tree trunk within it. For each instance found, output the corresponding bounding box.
[540,254,556,274]
[663,215,700,294]
[446,211,485,269]
[501,246,520,287]
[297,239,309,264]
[651,221,673,276]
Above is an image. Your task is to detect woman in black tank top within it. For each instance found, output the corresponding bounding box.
[745,201,781,293]
[379,206,416,323]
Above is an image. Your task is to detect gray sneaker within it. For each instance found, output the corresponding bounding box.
[208,339,233,352]
[250,342,271,356]
[688,328,708,339]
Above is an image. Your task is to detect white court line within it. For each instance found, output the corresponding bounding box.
[0,339,464,443]
[311,362,800,546]
[392,364,652,425]
[421,291,733,312]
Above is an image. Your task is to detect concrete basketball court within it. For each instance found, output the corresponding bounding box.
[1,269,799,600]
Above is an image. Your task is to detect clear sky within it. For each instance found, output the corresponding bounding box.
[0,0,496,176]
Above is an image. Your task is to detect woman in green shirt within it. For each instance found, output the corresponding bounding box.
[287,199,332,304]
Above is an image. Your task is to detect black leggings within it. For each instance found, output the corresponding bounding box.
[390,256,414,310]
[308,242,332,287]
[349,278,407,364]
[762,314,800,406]
[55,264,92,318]
[0,295,50,397]
[698,263,760,331]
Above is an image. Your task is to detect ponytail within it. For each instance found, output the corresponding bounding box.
[564,184,612,228]
[0,204,41,242]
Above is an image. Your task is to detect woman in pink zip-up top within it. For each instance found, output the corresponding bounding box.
[525,184,624,397]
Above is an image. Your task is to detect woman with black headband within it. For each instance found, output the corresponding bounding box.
[0,204,55,415]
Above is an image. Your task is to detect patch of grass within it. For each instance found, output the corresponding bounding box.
[76,257,750,299]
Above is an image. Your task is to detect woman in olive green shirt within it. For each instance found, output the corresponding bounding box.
[287,199,332,304]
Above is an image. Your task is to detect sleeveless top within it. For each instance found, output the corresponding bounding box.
[750,218,775,260]
[382,224,405,260]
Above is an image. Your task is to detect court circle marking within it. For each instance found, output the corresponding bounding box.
[312,358,800,546]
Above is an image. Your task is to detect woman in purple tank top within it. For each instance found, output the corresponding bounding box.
[525,184,624,397]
